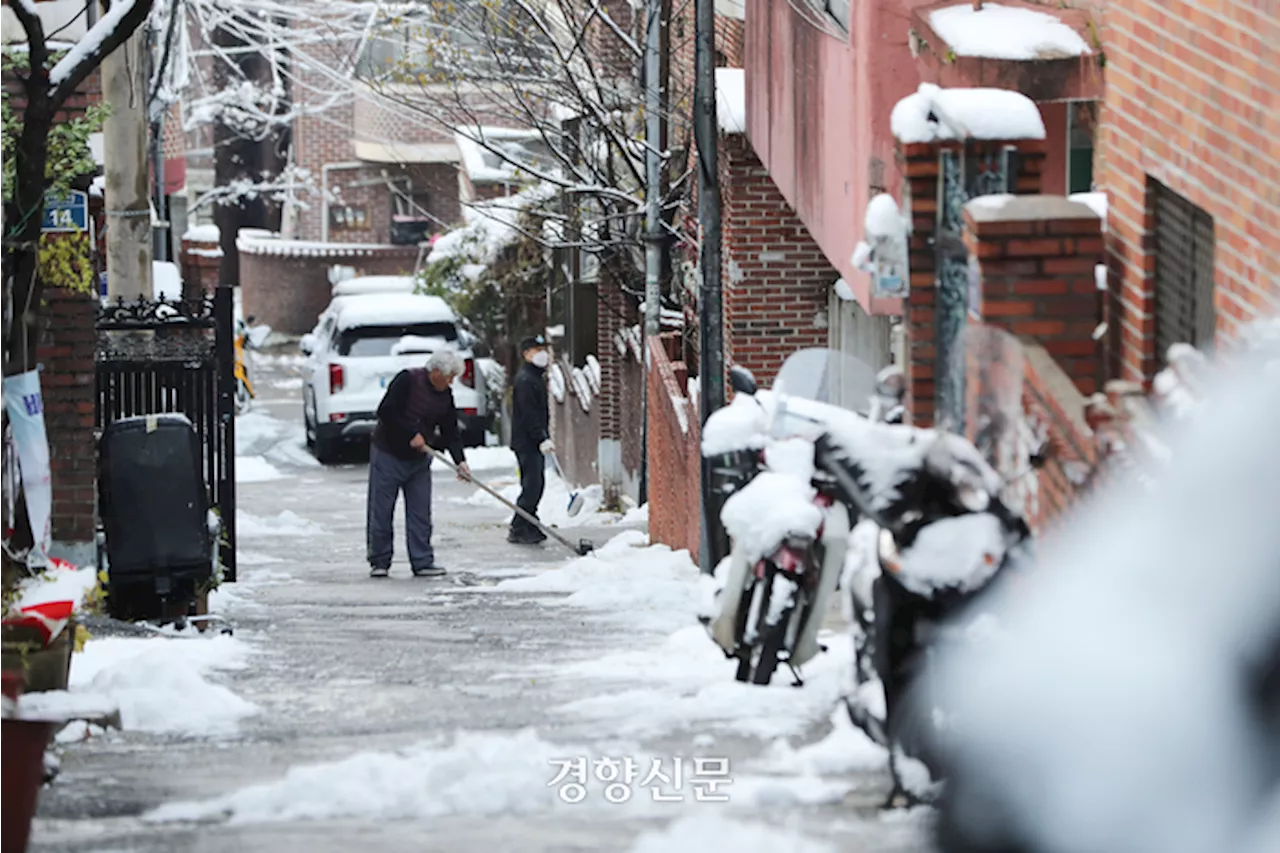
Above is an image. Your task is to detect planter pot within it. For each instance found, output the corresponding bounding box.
[1,719,55,853]
[2,670,24,702]
[1,621,76,694]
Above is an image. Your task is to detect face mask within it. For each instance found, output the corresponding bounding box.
[531,351,550,368]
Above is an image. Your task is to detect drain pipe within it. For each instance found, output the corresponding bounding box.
[321,162,364,243]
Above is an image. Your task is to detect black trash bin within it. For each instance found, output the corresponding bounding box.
[98,414,214,622]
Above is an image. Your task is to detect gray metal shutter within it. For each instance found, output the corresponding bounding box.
[1152,181,1216,363]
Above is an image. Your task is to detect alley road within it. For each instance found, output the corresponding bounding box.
[30,355,933,853]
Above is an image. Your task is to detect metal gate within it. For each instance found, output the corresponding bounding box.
[1152,181,1216,363]
[95,286,237,581]
[935,145,1017,430]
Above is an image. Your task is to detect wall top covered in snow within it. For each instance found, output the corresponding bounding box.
[891,83,1045,144]
[237,232,404,259]
[716,68,746,135]
[928,3,1091,61]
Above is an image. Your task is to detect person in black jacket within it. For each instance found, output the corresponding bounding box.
[508,335,553,544]
[367,349,472,578]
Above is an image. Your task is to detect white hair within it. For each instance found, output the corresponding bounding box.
[425,349,465,377]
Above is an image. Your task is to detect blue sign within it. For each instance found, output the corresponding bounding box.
[42,190,89,233]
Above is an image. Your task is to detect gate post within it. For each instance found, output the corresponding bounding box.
[214,285,237,582]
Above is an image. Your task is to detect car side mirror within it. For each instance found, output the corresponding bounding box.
[299,333,316,355]
[729,365,758,396]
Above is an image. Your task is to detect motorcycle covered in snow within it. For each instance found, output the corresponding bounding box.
[840,324,1041,806]
[698,355,881,686]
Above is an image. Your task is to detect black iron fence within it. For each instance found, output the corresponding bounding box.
[94,285,237,581]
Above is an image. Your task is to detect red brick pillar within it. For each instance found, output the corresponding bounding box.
[963,195,1104,395]
[896,138,1046,425]
[181,236,222,299]
[35,288,98,551]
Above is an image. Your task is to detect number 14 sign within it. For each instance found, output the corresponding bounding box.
[42,190,89,233]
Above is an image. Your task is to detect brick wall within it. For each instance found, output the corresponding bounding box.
[239,245,420,334]
[720,133,833,386]
[898,138,1047,425]
[35,288,98,546]
[1021,344,1098,532]
[647,336,702,560]
[1096,0,1280,382]
[316,162,462,245]
[180,237,222,299]
[963,195,1105,396]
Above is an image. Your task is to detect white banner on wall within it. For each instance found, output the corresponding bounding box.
[3,370,53,567]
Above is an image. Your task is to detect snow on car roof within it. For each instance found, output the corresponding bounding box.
[334,293,457,330]
[331,276,418,297]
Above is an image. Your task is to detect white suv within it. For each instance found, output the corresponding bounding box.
[300,289,488,462]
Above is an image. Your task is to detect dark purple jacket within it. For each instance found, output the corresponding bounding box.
[372,368,465,463]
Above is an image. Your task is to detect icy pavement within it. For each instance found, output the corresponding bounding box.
[30,357,933,853]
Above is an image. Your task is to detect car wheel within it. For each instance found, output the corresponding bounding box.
[304,399,316,449]
[313,430,339,464]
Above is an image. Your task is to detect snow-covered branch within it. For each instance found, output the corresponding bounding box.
[50,0,158,107]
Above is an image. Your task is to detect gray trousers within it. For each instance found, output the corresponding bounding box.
[366,444,434,570]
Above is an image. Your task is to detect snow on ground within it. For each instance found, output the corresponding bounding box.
[750,708,887,777]
[497,532,696,633]
[629,813,835,853]
[236,409,318,471]
[237,455,285,483]
[462,468,616,527]
[621,503,650,524]
[464,445,517,471]
[237,510,325,538]
[29,635,257,737]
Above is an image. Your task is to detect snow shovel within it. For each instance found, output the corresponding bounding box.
[546,451,585,517]
[432,452,594,557]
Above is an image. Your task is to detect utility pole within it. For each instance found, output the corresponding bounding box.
[642,0,663,339]
[101,26,152,301]
[695,0,726,572]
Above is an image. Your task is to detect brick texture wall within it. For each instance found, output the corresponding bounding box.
[180,238,222,299]
[317,162,462,245]
[1096,0,1279,382]
[1021,344,1099,532]
[36,288,98,545]
[647,336,702,560]
[239,245,420,334]
[721,134,833,386]
[963,196,1105,396]
[898,138,1047,425]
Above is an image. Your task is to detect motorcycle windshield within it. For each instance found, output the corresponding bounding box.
[774,348,880,415]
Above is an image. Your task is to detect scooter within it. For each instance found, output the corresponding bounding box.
[234,316,271,414]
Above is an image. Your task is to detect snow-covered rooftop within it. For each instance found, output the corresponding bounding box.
[237,232,405,259]
[183,223,220,243]
[716,68,746,135]
[454,127,556,185]
[891,83,1046,144]
[929,3,1092,61]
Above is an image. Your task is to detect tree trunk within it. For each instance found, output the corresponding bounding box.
[5,103,55,377]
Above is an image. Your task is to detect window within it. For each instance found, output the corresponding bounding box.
[1066,101,1096,194]
[338,322,460,357]
[1151,180,1216,362]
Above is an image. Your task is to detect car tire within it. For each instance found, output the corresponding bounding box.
[313,429,340,464]
[304,402,316,449]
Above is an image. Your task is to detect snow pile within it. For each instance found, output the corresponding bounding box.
[753,707,887,777]
[498,532,697,632]
[331,276,416,297]
[334,294,455,330]
[933,338,1280,853]
[720,472,821,561]
[236,510,324,538]
[147,728,599,824]
[183,223,220,242]
[929,3,1091,60]
[1069,191,1108,223]
[236,410,318,470]
[701,391,768,455]
[621,503,650,524]
[630,813,836,853]
[153,261,183,301]
[463,468,611,527]
[464,446,517,471]
[553,627,856,740]
[237,456,285,484]
[427,183,558,268]
[894,512,1009,596]
[390,335,451,356]
[13,562,99,612]
[46,635,255,737]
[864,193,903,238]
[891,83,1046,144]
[716,67,746,134]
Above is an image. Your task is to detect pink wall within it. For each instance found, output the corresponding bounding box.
[745,0,932,316]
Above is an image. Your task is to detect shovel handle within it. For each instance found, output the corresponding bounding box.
[432,451,582,555]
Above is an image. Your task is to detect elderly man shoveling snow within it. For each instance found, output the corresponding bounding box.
[366,349,472,578]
